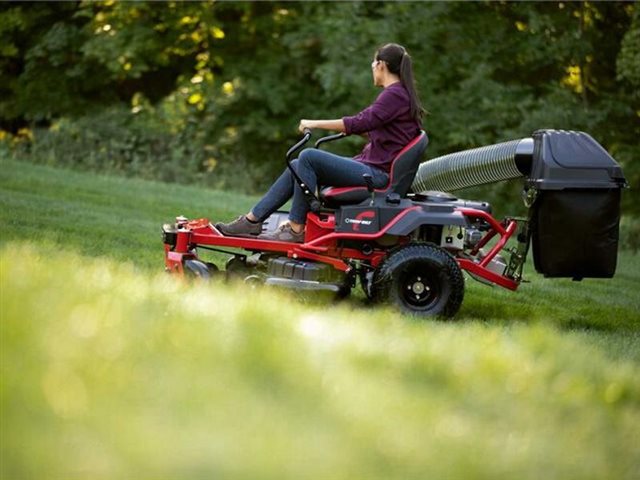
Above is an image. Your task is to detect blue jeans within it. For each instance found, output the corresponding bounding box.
[251,148,389,224]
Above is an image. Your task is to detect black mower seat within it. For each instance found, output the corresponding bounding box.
[320,131,428,208]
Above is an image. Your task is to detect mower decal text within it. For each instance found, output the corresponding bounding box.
[345,211,376,232]
[344,218,373,225]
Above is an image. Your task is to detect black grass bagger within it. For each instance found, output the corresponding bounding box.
[162,129,627,318]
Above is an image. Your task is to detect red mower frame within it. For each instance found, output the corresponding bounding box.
[164,206,521,291]
[163,128,530,318]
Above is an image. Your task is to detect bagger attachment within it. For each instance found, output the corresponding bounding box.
[412,129,627,280]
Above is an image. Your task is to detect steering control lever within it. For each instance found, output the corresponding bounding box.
[286,128,312,161]
[285,129,322,213]
[315,132,347,149]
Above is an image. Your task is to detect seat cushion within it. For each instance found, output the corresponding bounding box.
[319,186,370,207]
[318,131,428,208]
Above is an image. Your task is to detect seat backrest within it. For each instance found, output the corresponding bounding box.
[388,131,428,196]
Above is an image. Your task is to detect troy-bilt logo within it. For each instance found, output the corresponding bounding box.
[344,210,376,231]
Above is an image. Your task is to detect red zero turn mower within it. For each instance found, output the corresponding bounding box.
[162,129,627,318]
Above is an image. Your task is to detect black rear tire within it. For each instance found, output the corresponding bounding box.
[372,243,464,318]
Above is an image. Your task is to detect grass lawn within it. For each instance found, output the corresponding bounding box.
[1,158,639,479]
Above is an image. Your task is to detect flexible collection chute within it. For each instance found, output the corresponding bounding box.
[411,138,534,193]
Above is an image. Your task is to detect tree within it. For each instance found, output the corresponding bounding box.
[1,1,637,214]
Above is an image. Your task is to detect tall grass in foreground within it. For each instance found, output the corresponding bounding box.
[2,243,639,479]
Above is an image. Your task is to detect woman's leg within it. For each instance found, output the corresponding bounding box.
[218,150,387,238]
[216,159,299,236]
[249,159,299,222]
[289,148,388,224]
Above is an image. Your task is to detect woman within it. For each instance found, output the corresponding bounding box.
[217,43,425,243]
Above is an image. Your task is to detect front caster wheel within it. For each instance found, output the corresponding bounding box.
[372,243,464,318]
[184,259,218,279]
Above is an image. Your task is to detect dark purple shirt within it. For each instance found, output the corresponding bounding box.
[342,82,421,173]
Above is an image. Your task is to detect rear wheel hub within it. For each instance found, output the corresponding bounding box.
[402,272,438,307]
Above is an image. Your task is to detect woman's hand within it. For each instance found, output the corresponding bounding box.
[298,119,314,133]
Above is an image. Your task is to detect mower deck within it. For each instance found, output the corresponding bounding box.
[163,204,522,291]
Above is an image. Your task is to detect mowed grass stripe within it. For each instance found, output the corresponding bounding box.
[0,158,258,268]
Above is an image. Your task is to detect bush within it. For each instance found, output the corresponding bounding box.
[6,105,262,194]
[620,216,640,253]
[11,107,195,182]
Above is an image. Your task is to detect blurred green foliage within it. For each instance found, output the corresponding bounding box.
[0,1,638,214]
[2,242,639,479]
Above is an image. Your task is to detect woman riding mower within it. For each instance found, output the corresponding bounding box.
[217,43,426,243]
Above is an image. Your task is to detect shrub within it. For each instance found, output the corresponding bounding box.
[7,106,260,193]
[620,216,640,253]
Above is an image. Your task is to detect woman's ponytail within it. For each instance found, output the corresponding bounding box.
[399,52,424,124]
[376,43,426,125]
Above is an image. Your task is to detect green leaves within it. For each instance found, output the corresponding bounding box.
[617,7,640,89]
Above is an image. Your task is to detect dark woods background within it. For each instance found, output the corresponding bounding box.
[1,2,638,222]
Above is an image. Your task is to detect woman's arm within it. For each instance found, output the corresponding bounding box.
[298,119,345,133]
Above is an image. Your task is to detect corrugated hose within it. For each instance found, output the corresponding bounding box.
[411,138,533,193]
